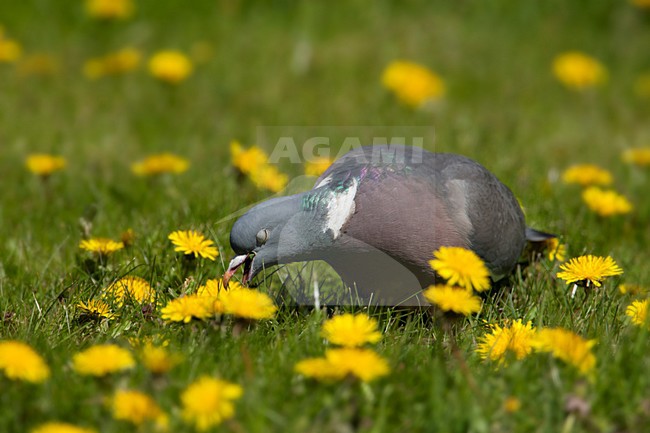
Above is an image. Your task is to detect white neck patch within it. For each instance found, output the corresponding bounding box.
[315,175,332,188]
[324,178,358,239]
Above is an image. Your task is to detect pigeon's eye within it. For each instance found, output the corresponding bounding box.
[255,229,269,246]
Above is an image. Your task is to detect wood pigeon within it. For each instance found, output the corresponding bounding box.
[224,145,551,306]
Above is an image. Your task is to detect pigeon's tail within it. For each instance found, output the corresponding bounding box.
[525,227,556,243]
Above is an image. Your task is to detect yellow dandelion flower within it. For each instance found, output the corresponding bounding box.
[295,348,389,382]
[83,47,141,79]
[325,348,390,382]
[181,376,243,431]
[423,285,482,316]
[622,147,650,167]
[0,340,50,383]
[294,357,346,382]
[304,157,334,177]
[31,422,97,433]
[196,279,236,315]
[503,397,521,413]
[79,238,124,256]
[382,60,445,108]
[230,140,269,175]
[160,294,213,323]
[197,278,241,297]
[626,299,649,327]
[0,33,21,63]
[104,276,155,305]
[72,344,135,376]
[85,0,134,20]
[77,300,116,320]
[552,51,607,90]
[131,153,189,176]
[476,319,537,364]
[321,313,382,347]
[220,288,277,320]
[619,283,648,296]
[545,238,567,262]
[534,328,596,376]
[229,141,288,192]
[429,246,490,292]
[168,230,218,261]
[249,165,289,193]
[582,187,633,217]
[112,389,165,426]
[99,47,140,74]
[561,164,612,186]
[139,342,182,374]
[203,297,225,316]
[196,278,222,297]
[557,255,623,287]
[16,53,59,77]
[148,51,193,84]
[25,154,66,177]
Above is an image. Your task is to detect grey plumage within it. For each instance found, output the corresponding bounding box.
[225,145,547,306]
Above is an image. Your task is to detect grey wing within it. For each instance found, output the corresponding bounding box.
[438,156,526,278]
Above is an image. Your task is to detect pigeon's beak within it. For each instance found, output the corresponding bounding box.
[223,253,255,287]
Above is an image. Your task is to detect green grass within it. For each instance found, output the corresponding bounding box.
[1,0,650,431]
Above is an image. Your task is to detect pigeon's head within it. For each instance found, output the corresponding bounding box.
[223,194,327,287]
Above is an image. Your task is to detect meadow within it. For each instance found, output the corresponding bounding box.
[1,1,650,432]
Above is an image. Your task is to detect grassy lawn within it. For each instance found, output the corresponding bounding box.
[1,1,650,432]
